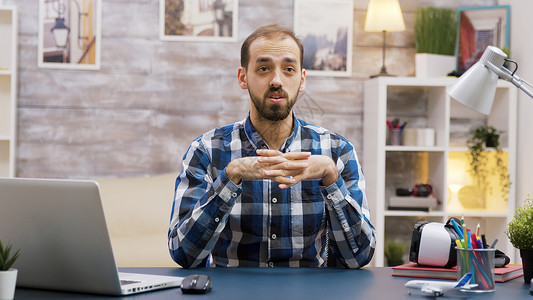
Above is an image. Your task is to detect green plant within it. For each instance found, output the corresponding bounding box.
[506,195,533,249]
[414,7,457,55]
[384,240,406,264]
[467,126,511,201]
[0,240,20,271]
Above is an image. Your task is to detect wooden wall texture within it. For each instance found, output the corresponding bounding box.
[5,0,494,179]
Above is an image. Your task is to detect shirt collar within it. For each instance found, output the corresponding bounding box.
[244,112,300,152]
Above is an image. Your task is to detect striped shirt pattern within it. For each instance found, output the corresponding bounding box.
[168,116,376,268]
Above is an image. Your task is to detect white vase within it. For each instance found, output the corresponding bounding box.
[415,53,456,78]
[0,269,17,300]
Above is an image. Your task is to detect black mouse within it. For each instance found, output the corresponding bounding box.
[181,274,212,294]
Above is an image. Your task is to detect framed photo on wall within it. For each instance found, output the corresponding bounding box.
[38,0,102,70]
[293,0,353,77]
[160,0,238,42]
[456,5,510,74]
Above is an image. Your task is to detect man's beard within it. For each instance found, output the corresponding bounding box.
[250,86,298,121]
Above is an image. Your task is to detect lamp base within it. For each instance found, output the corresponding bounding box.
[370,67,395,78]
[370,31,395,78]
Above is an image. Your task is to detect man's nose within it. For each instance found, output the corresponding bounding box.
[270,71,282,87]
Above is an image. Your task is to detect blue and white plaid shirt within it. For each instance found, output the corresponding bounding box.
[168,115,375,268]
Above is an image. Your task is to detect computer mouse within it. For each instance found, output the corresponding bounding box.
[181,274,212,294]
[530,280,533,295]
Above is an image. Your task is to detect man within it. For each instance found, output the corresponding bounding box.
[168,24,375,268]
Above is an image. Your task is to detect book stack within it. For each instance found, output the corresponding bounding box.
[391,262,523,283]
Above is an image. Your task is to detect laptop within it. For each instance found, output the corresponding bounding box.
[0,177,183,296]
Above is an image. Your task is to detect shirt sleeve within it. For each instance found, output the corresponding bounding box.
[320,141,376,268]
[168,139,241,268]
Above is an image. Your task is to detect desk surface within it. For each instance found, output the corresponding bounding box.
[15,267,532,299]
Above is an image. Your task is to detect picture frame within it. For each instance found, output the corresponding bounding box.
[160,0,238,42]
[38,0,102,70]
[293,0,353,77]
[456,5,510,74]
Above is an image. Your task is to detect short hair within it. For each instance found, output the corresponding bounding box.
[240,24,304,70]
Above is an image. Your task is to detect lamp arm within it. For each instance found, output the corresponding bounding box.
[485,61,533,99]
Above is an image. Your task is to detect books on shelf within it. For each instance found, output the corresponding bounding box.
[391,262,523,283]
[388,196,438,211]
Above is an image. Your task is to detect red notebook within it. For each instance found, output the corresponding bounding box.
[391,262,523,283]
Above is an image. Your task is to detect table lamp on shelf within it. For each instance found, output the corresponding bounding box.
[447,156,469,213]
[449,45,533,114]
[364,0,405,78]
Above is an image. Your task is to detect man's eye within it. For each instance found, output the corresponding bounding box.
[257,67,269,72]
[286,67,295,72]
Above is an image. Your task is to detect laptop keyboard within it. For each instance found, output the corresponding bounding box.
[120,280,141,286]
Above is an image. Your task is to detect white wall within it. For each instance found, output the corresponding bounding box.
[497,0,533,206]
[497,0,533,262]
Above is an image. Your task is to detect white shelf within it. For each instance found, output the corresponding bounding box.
[364,76,517,267]
[0,6,17,178]
[385,146,447,152]
[384,210,446,217]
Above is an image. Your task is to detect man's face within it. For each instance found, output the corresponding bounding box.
[238,36,306,122]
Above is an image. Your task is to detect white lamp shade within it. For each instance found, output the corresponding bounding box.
[364,0,406,32]
[448,62,499,115]
[448,46,508,115]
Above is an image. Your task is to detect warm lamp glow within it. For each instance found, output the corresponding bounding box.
[364,0,406,32]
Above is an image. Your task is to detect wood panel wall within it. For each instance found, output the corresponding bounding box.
[6,0,495,179]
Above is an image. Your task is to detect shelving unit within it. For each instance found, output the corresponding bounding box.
[363,77,517,267]
[0,6,17,177]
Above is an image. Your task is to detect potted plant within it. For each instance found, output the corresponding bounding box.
[467,126,511,201]
[414,6,457,77]
[506,194,533,283]
[384,240,406,267]
[0,240,20,300]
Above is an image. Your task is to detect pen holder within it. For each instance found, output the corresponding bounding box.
[456,248,496,293]
[387,128,402,145]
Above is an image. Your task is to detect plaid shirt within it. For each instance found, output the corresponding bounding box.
[168,115,375,268]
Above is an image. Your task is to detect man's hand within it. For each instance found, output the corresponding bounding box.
[225,150,309,185]
[226,149,339,189]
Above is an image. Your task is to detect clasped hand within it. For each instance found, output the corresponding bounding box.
[226,149,339,189]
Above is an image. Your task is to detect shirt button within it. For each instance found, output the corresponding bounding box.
[342,223,349,229]
[261,144,268,149]
[272,198,277,203]
[327,194,332,200]
[271,234,277,240]
[268,262,274,267]
[231,192,237,197]
[214,217,220,222]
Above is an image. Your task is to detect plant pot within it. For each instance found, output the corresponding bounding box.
[387,260,403,267]
[0,268,17,300]
[485,134,499,148]
[415,53,456,78]
[520,249,533,283]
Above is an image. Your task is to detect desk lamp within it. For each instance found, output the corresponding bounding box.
[449,45,533,115]
[364,0,405,77]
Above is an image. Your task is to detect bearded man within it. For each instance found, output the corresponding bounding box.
[168,24,375,269]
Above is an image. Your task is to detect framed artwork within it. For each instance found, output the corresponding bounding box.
[38,0,102,70]
[160,0,238,42]
[293,0,353,77]
[456,5,510,74]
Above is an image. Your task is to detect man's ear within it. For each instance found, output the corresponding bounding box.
[299,68,307,92]
[238,67,248,89]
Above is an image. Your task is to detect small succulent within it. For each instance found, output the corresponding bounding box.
[0,240,20,271]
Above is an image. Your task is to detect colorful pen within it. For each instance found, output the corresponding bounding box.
[451,218,464,239]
